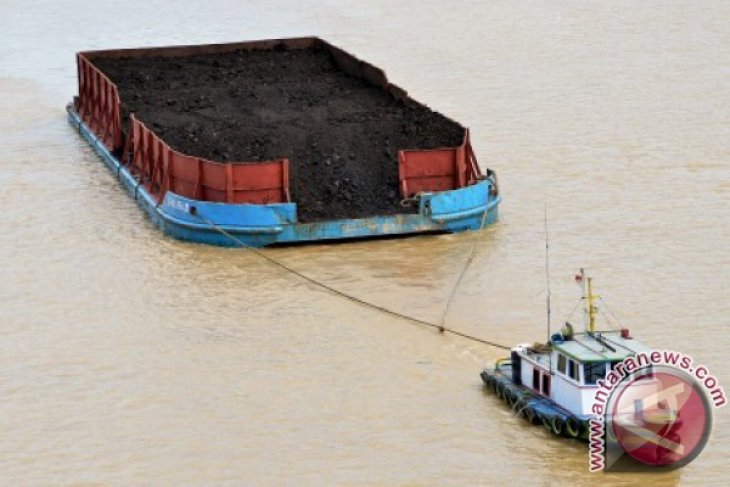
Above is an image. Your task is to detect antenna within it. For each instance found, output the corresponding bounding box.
[544,204,552,343]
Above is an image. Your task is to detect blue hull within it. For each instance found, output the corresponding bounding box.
[68,106,501,247]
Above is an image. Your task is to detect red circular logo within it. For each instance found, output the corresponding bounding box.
[610,369,712,468]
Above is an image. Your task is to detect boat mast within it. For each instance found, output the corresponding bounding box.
[587,276,597,333]
[544,205,551,343]
[578,268,598,333]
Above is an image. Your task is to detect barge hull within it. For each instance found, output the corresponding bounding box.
[69,107,500,247]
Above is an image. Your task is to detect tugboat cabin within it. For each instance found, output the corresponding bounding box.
[511,329,652,418]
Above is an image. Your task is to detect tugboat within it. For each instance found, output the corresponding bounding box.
[480,269,652,440]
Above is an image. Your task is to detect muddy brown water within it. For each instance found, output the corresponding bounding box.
[1,0,728,485]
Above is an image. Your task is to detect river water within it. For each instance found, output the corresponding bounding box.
[1,0,728,485]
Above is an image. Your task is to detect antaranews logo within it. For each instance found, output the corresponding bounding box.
[588,350,725,472]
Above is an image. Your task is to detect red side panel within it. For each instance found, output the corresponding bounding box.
[398,130,482,198]
[398,149,459,197]
[230,161,289,204]
[199,160,228,202]
[170,152,202,199]
[125,116,290,204]
[76,54,123,151]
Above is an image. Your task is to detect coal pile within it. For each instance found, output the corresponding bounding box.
[94,47,464,221]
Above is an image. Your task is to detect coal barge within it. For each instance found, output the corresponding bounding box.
[68,37,501,247]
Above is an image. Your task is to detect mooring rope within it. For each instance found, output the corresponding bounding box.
[438,207,489,328]
[190,208,510,351]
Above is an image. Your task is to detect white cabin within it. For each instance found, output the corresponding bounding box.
[511,330,652,417]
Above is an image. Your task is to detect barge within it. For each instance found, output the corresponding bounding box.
[68,37,501,247]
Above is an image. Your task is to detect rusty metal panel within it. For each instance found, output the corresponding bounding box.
[127,117,289,205]
[464,130,482,184]
[229,190,279,205]
[76,54,122,151]
[230,160,290,204]
[200,160,227,189]
[199,160,231,203]
[169,152,198,198]
[398,148,458,197]
[230,161,285,190]
[398,131,483,197]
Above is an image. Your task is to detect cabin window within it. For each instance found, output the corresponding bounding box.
[584,362,607,385]
[532,369,540,390]
[542,373,551,395]
[568,360,580,382]
[557,354,567,374]
[618,361,653,378]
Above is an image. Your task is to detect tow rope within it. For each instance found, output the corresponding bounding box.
[190,207,510,351]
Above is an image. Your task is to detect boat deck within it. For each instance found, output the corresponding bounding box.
[69,106,500,247]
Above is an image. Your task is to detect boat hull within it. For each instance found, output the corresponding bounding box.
[68,106,501,247]
[481,362,593,441]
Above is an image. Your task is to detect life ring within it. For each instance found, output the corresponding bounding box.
[501,387,512,404]
[551,416,565,436]
[513,396,525,413]
[500,387,509,402]
[565,416,582,438]
[541,414,552,431]
[502,388,510,403]
[522,406,536,424]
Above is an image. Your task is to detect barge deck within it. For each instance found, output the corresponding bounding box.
[69,37,501,247]
[69,106,499,247]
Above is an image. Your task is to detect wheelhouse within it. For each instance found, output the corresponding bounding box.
[512,330,652,417]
